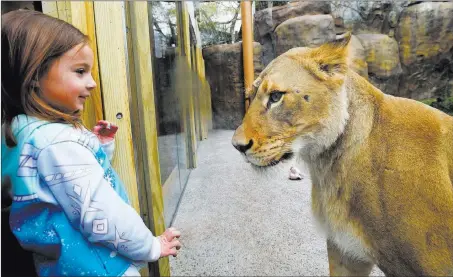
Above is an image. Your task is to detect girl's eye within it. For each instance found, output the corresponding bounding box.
[76,69,85,75]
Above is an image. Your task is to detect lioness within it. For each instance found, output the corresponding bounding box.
[232,33,453,276]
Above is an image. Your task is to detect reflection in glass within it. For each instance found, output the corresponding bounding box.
[151,1,190,227]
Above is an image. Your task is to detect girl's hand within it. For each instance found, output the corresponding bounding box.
[159,227,182,258]
[93,120,118,144]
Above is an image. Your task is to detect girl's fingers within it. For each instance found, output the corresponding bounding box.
[171,240,182,250]
[96,120,118,130]
[169,248,177,257]
[171,230,181,239]
[168,241,180,257]
[97,120,108,127]
[160,235,181,258]
[167,227,181,237]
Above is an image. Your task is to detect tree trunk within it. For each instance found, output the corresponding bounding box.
[168,18,176,46]
[229,4,240,43]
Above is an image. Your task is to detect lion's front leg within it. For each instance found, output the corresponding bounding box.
[327,239,374,276]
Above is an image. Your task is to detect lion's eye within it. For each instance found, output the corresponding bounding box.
[269,91,284,104]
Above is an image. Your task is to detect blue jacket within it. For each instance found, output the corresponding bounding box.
[1,115,160,276]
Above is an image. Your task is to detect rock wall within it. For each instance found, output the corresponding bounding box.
[395,2,453,100]
[274,14,336,55]
[253,1,331,65]
[356,34,402,94]
[253,0,453,101]
[203,1,453,130]
[203,42,263,129]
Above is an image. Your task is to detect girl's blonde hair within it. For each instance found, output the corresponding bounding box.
[2,10,89,147]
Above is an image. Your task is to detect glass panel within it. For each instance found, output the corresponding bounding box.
[151,1,188,227]
[151,1,198,227]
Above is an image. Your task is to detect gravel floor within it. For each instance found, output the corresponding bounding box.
[169,130,384,276]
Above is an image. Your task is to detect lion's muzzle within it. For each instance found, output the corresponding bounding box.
[232,124,253,154]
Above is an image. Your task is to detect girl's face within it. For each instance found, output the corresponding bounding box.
[39,43,96,114]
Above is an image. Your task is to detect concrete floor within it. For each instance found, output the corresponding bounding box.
[169,130,384,276]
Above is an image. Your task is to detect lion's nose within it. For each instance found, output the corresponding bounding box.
[232,139,253,153]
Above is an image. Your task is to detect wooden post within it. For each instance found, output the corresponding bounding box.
[42,1,72,23]
[185,4,209,141]
[176,1,197,168]
[123,5,150,276]
[183,2,197,166]
[241,1,254,112]
[93,1,141,211]
[196,47,208,140]
[200,53,213,131]
[127,2,170,276]
[191,44,201,141]
[56,1,72,23]
[41,2,59,18]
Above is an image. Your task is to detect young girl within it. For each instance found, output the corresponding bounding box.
[2,10,181,276]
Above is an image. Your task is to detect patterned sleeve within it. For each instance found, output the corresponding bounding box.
[36,140,161,262]
[100,139,115,161]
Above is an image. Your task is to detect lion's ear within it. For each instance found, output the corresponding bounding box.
[311,32,351,76]
[329,32,352,50]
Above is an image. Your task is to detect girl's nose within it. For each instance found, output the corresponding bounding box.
[87,74,97,90]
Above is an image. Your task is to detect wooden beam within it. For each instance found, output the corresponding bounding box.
[196,47,209,139]
[93,2,141,212]
[191,44,201,141]
[182,2,197,167]
[127,2,170,276]
[41,1,59,18]
[123,4,150,276]
[41,1,72,23]
[57,1,72,23]
[192,36,213,132]
[199,50,213,131]
[43,1,72,23]
[176,2,197,168]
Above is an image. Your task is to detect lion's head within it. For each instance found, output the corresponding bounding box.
[232,33,352,167]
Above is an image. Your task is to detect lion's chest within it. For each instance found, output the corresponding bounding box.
[312,182,373,262]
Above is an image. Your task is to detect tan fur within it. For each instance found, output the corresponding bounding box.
[233,33,453,276]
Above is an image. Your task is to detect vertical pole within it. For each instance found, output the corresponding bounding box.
[241,0,254,112]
